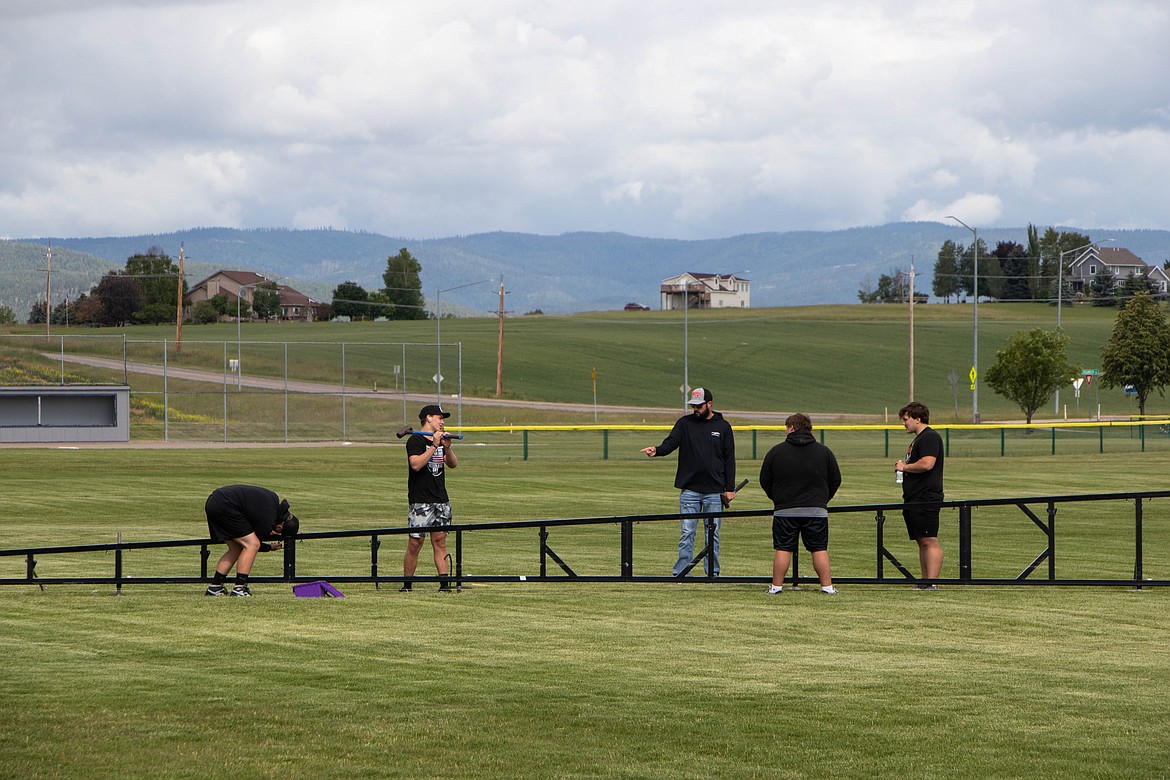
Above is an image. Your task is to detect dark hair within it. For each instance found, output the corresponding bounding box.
[785,413,813,432]
[899,402,930,424]
[281,515,300,537]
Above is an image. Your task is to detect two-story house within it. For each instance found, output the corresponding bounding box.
[1066,247,1170,297]
[660,272,751,310]
[186,270,321,321]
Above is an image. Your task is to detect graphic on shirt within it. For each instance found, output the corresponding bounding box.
[429,445,445,476]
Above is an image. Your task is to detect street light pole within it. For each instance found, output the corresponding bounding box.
[1054,239,1113,414]
[236,282,262,389]
[436,279,493,401]
[947,216,980,423]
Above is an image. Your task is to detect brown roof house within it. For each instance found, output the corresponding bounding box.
[187,270,321,321]
[1066,247,1170,298]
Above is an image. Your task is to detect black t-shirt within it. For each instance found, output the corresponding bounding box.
[205,484,284,541]
[903,426,944,501]
[406,434,449,504]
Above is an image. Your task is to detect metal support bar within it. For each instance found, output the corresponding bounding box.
[958,503,972,582]
[539,526,577,577]
[1134,497,1143,588]
[456,528,464,589]
[620,520,633,580]
[370,534,381,590]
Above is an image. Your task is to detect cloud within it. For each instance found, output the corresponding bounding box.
[2,0,1169,239]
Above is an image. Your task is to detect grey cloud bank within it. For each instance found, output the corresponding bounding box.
[2,0,1169,240]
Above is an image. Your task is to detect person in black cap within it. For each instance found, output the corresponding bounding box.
[402,404,459,592]
[641,386,738,577]
[203,485,300,597]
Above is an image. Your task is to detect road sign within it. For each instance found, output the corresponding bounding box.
[432,373,444,384]
[1082,369,1099,375]
[1125,384,1136,395]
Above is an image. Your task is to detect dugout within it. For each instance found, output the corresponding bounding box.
[0,385,131,443]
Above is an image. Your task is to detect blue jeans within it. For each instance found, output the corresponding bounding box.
[673,490,722,577]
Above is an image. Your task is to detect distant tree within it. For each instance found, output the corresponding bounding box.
[955,238,992,298]
[125,248,185,324]
[366,290,395,318]
[1118,272,1159,306]
[331,281,371,319]
[206,293,231,316]
[73,294,102,325]
[1026,224,1043,300]
[1100,292,1170,416]
[252,284,281,320]
[858,269,908,303]
[50,299,76,326]
[314,302,334,321]
[0,305,15,325]
[1037,228,1093,299]
[984,328,1080,423]
[382,248,427,320]
[992,241,1031,301]
[857,276,878,303]
[27,301,47,325]
[189,300,221,324]
[1089,267,1118,307]
[932,241,960,302]
[93,273,142,326]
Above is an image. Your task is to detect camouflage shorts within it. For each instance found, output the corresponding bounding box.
[408,503,452,538]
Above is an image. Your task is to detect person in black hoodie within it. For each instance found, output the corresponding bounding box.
[758,413,841,595]
[641,387,738,577]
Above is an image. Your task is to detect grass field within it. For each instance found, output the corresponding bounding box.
[4,301,1168,427]
[2,445,1168,778]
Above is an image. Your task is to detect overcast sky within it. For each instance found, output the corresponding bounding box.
[3,0,1169,241]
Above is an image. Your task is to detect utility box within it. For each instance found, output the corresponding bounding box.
[0,386,131,443]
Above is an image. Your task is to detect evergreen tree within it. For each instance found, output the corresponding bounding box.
[932,241,960,302]
[382,248,427,320]
[1089,267,1118,307]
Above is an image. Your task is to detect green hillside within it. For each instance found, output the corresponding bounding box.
[1,301,1156,423]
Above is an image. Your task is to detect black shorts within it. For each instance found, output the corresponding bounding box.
[772,516,829,552]
[205,490,253,542]
[903,504,940,540]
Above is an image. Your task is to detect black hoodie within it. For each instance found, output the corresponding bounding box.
[758,430,841,510]
[653,410,736,494]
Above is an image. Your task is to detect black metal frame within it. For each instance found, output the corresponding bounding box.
[3,490,1167,590]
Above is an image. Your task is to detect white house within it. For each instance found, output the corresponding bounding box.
[660,272,751,310]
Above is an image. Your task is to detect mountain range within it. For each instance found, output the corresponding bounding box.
[4,224,1169,321]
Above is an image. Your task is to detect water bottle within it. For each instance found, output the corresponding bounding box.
[895,469,903,484]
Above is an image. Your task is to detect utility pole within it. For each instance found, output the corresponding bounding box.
[44,244,52,338]
[495,275,505,397]
[176,243,185,352]
[908,256,915,401]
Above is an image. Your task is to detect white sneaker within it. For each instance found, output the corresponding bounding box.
[821,586,839,595]
[766,585,783,595]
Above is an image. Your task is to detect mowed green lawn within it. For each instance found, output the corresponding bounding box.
[2,446,1168,779]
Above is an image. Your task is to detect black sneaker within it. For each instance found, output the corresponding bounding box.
[398,584,412,593]
[229,585,252,597]
[914,584,939,591]
[438,583,454,593]
[205,584,227,597]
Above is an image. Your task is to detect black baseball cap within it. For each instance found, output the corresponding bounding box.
[419,404,452,421]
